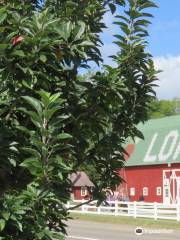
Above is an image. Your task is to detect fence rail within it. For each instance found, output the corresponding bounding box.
[67,200,180,221]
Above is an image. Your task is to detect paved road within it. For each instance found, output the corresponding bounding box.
[66,220,180,240]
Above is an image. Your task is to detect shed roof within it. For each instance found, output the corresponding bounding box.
[125,115,180,167]
[69,171,94,187]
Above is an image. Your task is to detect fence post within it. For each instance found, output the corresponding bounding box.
[115,200,118,216]
[133,201,137,218]
[97,205,101,214]
[66,201,70,212]
[81,199,85,213]
[176,204,180,221]
[154,202,157,220]
[127,202,130,216]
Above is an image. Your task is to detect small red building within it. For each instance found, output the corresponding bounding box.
[70,171,94,200]
[121,115,180,204]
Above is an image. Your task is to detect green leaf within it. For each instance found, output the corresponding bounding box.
[44,107,61,120]
[6,32,18,41]
[114,21,130,35]
[115,15,129,23]
[49,92,61,102]
[134,19,151,27]
[56,21,72,41]
[34,13,42,30]
[0,44,7,49]
[16,221,23,232]
[0,219,5,232]
[43,18,59,29]
[74,21,86,41]
[22,147,41,159]
[37,91,51,107]
[15,126,31,135]
[22,96,42,114]
[0,7,7,14]
[20,158,43,176]
[57,133,72,140]
[0,44,8,55]
[115,0,125,6]
[21,109,43,126]
[78,41,94,47]
[19,108,43,128]
[0,27,5,33]
[1,212,10,221]
[40,55,47,63]
[0,14,7,24]
[9,158,16,167]
[139,1,158,10]
[109,3,116,14]
[11,50,25,57]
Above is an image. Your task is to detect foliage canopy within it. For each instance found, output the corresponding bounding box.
[0,0,157,239]
[148,98,180,119]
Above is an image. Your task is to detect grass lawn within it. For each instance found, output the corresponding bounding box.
[70,213,180,230]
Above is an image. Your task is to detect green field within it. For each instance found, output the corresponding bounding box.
[70,213,180,230]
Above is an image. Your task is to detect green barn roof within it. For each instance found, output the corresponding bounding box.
[125,115,180,167]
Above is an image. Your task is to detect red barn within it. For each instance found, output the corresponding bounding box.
[70,171,94,200]
[121,115,180,204]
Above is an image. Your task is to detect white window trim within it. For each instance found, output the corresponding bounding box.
[156,187,162,196]
[143,187,148,196]
[81,186,87,196]
[130,187,135,196]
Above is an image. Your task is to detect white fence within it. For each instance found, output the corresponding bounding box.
[67,200,180,221]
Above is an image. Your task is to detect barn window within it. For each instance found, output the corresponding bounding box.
[143,187,148,196]
[130,187,135,196]
[156,187,161,196]
[81,187,87,196]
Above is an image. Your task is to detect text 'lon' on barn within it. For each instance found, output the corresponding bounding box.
[123,115,180,204]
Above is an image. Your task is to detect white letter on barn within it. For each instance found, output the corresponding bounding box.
[144,133,158,163]
[158,130,179,162]
[173,140,180,161]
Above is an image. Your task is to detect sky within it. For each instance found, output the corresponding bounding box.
[100,0,180,100]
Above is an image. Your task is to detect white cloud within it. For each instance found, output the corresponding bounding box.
[154,56,180,99]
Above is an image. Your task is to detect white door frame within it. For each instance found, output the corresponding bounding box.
[177,177,180,204]
[163,169,180,204]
